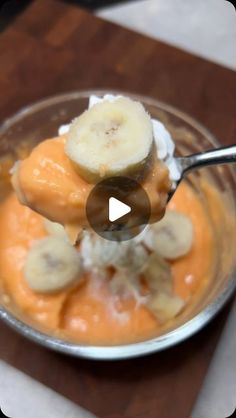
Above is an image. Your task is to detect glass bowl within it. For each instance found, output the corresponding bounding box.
[0,90,235,360]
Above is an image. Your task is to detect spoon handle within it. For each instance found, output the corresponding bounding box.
[177,144,236,174]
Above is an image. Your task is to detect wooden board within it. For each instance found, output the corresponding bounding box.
[0,1,236,417]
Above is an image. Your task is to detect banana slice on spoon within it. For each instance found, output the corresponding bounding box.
[65,97,154,182]
[144,210,193,259]
[24,236,82,293]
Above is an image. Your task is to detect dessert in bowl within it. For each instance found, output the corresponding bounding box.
[0,90,235,359]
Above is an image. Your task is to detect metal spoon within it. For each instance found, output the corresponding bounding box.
[169,144,236,198]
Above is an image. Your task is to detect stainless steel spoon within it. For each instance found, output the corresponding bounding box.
[170,144,236,198]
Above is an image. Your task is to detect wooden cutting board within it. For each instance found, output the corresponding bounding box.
[0,1,236,417]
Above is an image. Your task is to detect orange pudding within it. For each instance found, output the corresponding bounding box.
[0,180,215,344]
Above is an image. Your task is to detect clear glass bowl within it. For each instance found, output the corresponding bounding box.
[0,90,235,360]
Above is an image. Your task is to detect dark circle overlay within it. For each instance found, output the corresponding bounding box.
[86,176,151,241]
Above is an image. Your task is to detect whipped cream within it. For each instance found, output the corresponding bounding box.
[58,94,181,181]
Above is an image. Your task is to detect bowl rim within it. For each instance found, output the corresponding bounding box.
[0,89,236,360]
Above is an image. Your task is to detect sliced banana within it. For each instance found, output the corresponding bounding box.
[145,210,193,259]
[65,97,153,182]
[24,236,82,293]
[143,253,173,294]
[43,218,68,240]
[146,292,185,323]
[144,253,185,322]
[109,270,142,302]
[112,242,149,273]
[43,218,82,245]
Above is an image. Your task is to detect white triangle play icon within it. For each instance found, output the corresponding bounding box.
[108,197,131,222]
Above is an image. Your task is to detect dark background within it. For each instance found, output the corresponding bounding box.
[0,0,138,31]
[0,0,139,31]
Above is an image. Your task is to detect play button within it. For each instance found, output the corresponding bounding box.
[86,176,150,241]
[109,197,131,222]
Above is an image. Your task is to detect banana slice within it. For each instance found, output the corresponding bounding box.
[109,271,142,302]
[24,236,82,293]
[145,210,193,259]
[144,253,172,294]
[147,292,185,323]
[112,242,149,273]
[144,253,185,322]
[43,218,82,245]
[65,97,153,182]
[43,218,69,240]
